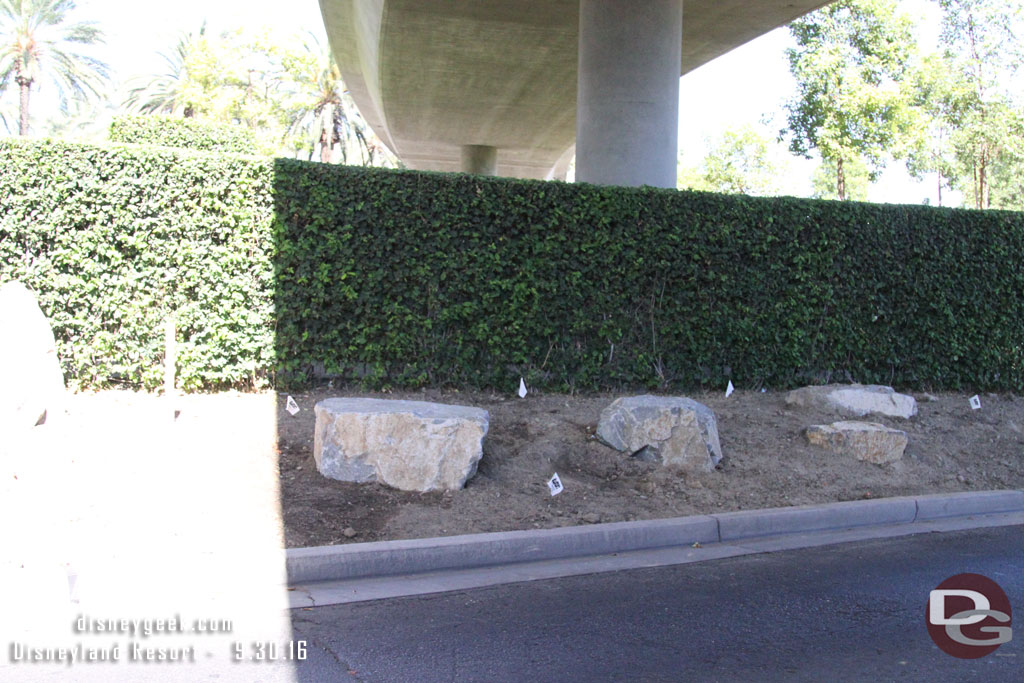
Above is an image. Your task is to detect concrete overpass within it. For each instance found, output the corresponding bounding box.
[319,1,834,188]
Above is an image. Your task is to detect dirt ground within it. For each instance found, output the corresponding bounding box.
[276,386,1024,548]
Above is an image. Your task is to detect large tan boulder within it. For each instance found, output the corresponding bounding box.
[596,395,723,472]
[0,282,65,435]
[805,421,908,464]
[786,384,917,419]
[313,398,489,492]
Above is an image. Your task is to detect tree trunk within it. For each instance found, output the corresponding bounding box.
[978,156,989,210]
[972,162,982,210]
[836,157,847,201]
[319,104,335,164]
[17,74,30,136]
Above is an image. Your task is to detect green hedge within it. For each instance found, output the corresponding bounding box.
[2,137,1023,392]
[0,140,275,390]
[109,115,260,155]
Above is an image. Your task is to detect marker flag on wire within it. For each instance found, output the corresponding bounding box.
[969,395,981,410]
[286,395,300,416]
[548,473,564,496]
[726,380,735,398]
[518,377,528,398]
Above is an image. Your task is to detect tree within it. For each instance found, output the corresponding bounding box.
[677,126,791,196]
[122,27,397,165]
[676,157,709,192]
[123,23,230,120]
[274,32,384,165]
[700,126,790,196]
[927,0,1024,209]
[987,140,1024,211]
[0,0,108,135]
[904,54,960,206]
[782,0,916,200]
[812,155,870,200]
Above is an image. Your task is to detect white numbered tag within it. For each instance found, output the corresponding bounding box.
[518,377,528,398]
[969,395,981,410]
[548,473,563,496]
[726,380,735,398]
[286,395,300,416]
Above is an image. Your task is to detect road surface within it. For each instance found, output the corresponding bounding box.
[291,525,1024,682]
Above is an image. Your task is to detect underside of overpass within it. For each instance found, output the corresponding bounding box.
[319,0,833,188]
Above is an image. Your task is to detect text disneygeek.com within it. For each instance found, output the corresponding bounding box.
[5,614,305,666]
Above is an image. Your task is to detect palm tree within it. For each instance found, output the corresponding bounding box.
[0,0,108,135]
[284,32,387,165]
[123,23,212,118]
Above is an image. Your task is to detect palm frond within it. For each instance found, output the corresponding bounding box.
[0,0,108,133]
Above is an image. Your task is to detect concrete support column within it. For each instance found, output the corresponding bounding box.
[461,145,498,175]
[576,0,682,188]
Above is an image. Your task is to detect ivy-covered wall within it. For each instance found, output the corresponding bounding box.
[2,137,1023,392]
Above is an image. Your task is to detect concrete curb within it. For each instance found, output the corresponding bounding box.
[286,490,1024,585]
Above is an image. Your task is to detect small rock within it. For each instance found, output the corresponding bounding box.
[342,527,357,538]
[631,446,662,463]
[637,480,658,495]
[581,513,601,524]
[917,393,939,403]
[805,421,908,464]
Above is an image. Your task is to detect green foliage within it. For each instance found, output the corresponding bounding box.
[784,0,916,200]
[678,126,792,196]
[121,22,223,120]
[3,138,1024,393]
[912,0,1024,209]
[109,115,261,155]
[0,0,109,135]
[989,152,1024,211]
[121,25,396,165]
[0,138,276,391]
[904,53,961,205]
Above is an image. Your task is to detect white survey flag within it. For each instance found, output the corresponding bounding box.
[548,473,563,496]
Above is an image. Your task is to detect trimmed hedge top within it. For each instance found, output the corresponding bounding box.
[109,115,260,155]
[2,136,1023,392]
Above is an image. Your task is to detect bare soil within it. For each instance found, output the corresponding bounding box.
[276,387,1024,548]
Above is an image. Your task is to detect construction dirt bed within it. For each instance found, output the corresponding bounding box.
[276,386,1024,548]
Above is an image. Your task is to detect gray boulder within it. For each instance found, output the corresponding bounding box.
[313,398,489,492]
[596,395,723,472]
[805,421,908,464]
[786,384,917,419]
[0,282,65,434]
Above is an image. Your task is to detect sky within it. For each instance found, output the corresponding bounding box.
[9,0,955,206]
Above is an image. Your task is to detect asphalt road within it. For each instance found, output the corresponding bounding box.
[290,525,1024,682]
